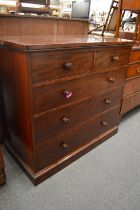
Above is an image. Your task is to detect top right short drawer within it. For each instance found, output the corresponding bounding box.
[129,50,140,64]
[94,48,130,71]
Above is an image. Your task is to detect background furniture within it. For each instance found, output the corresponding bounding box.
[121,45,140,114]
[0,35,133,185]
[116,0,140,114]
[0,146,6,185]
[17,0,51,15]
[0,14,88,37]
[88,0,140,39]
[19,0,50,5]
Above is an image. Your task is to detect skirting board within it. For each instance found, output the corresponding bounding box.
[5,126,118,186]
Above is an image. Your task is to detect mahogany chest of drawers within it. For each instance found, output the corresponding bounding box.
[0,147,6,185]
[121,44,140,114]
[0,36,133,185]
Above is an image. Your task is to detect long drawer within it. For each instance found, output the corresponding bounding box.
[123,76,140,96]
[127,63,140,78]
[31,50,93,84]
[121,91,140,114]
[94,48,130,71]
[33,68,126,114]
[33,88,122,144]
[35,106,120,171]
[129,50,140,64]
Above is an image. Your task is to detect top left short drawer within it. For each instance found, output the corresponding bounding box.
[31,50,94,84]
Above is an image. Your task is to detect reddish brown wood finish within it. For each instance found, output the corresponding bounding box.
[122,0,140,11]
[94,48,130,71]
[121,46,140,114]
[127,63,140,78]
[0,36,133,185]
[34,88,122,145]
[36,106,121,171]
[123,76,140,96]
[0,147,6,185]
[31,50,93,84]
[0,49,34,169]
[33,68,126,114]
[0,15,88,37]
[0,51,5,145]
[121,91,140,114]
[0,123,3,144]
[129,50,140,63]
[0,36,133,51]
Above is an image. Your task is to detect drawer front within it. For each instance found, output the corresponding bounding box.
[129,50,140,63]
[33,68,126,114]
[36,107,120,170]
[121,91,140,114]
[123,77,140,96]
[34,88,122,144]
[127,63,140,78]
[94,48,130,71]
[31,50,93,84]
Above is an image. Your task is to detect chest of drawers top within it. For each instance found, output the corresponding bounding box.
[0,35,133,50]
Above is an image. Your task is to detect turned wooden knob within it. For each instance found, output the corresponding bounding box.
[64,63,72,71]
[137,68,140,73]
[108,77,115,83]
[61,117,70,124]
[112,56,119,62]
[63,90,72,99]
[104,99,112,104]
[61,142,70,149]
[101,121,108,126]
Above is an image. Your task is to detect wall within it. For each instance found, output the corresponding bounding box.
[90,0,112,14]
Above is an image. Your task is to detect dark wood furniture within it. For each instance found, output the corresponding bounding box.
[121,43,140,114]
[0,147,6,185]
[0,14,88,145]
[0,121,3,144]
[0,36,133,185]
[0,14,88,37]
[0,89,4,144]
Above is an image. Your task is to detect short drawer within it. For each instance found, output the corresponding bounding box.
[94,48,130,71]
[123,77,140,96]
[36,107,120,171]
[33,88,122,144]
[33,68,126,114]
[31,50,93,84]
[121,91,140,114]
[129,50,140,63]
[127,63,140,78]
